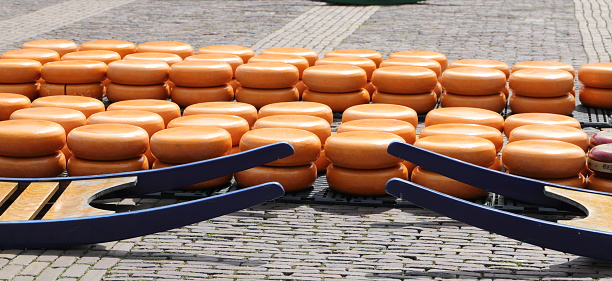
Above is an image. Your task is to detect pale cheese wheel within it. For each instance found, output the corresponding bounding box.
[324,131,404,169]
[508,124,588,152]
[419,123,504,153]
[509,93,575,115]
[513,61,575,77]
[31,95,105,118]
[502,139,585,178]
[136,41,194,59]
[504,113,581,137]
[1,48,60,65]
[235,62,299,89]
[61,50,121,65]
[152,160,233,190]
[0,59,42,83]
[314,149,329,173]
[183,101,257,128]
[67,155,148,176]
[301,89,369,113]
[0,119,65,157]
[106,83,169,102]
[10,107,86,133]
[590,131,612,148]
[185,54,243,76]
[170,84,234,107]
[578,86,612,108]
[509,69,574,97]
[124,52,183,66]
[22,40,78,57]
[440,92,507,113]
[253,115,331,145]
[106,99,181,127]
[341,103,418,127]
[324,49,382,67]
[107,60,169,85]
[79,40,137,58]
[379,57,442,77]
[327,164,408,196]
[168,114,249,146]
[371,90,437,114]
[337,118,416,144]
[258,101,333,124]
[41,60,107,84]
[249,54,309,79]
[425,107,505,132]
[411,166,488,199]
[531,174,586,189]
[39,83,104,99]
[169,61,232,87]
[150,126,232,164]
[0,83,39,101]
[67,124,149,161]
[315,56,377,80]
[239,128,321,166]
[235,86,299,109]
[261,47,319,66]
[578,62,612,88]
[0,93,31,120]
[371,66,437,94]
[448,59,510,78]
[235,163,317,193]
[439,67,507,96]
[586,175,612,193]
[0,152,66,178]
[302,65,367,93]
[197,45,254,63]
[87,110,165,137]
[388,50,448,71]
[415,135,497,167]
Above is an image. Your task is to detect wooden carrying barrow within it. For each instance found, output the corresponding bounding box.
[0,142,293,249]
[385,141,612,262]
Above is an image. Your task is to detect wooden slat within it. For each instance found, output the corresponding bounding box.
[42,177,137,220]
[0,182,18,207]
[545,186,612,232]
[0,182,58,221]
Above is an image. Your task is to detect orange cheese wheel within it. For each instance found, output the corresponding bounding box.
[531,174,586,189]
[578,86,612,108]
[235,163,317,193]
[261,47,319,66]
[388,50,448,71]
[509,93,575,115]
[31,95,105,118]
[324,131,404,169]
[415,135,497,167]
[106,99,181,127]
[440,92,507,113]
[439,67,507,96]
[337,118,416,144]
[0,93,31,120]
[168,114,249,146]
[301,89,369,112]
[425,107,505,132]
[196,45,254,63]
[67,155,148,176]
[314,149,329,173]
[67,124,149,161]
[448,59,510,78]
[371,90,437,114]
[239,128,320,166]
[504,113,581,137]
[0,59,42,83]
[0,83,39,101]
[107,60,169,86]
[513,61,575,77]
[341,104,418,127]
[106,83,169,102]
[39,83,104,99]
[253,115,331,145]
[411,166,488,199]
[22,40,78,57]
[324,49,382,67]
[87,110,165,137]
[490,155,503,171]
[169,61,232,87]
[403,160,417,178]
[235,62,299,89]
[185,54,243,77]
[1,48,60,65]
[586,175,612,193]
[249,54,309,79]
[10,107,86,133]
[229,78,240,92]
[371,66,437,94]
[235,86,298,109]
[150,126,232,164]
[183,101,257,128]
[364,81,375,98]
[136,41,194,59]
[0,119,65,157]
[419,123,504,153]
[302,65,367,93]
[508,124,589,152]
[61,50,121,65]
[327,164,408,196]
[502,139,585,178]
[79,40,137,58]
[123,52,183,66]
[315,56,377,80]
[578,62,612,88]
[379,57,442,77]
[41,60,107,84]
[0,152,66,178]
[170,84,234,107]
[152,160,233,189]
[258,101,333,124]
[509,69,574,97]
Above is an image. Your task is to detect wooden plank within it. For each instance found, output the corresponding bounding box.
[544,185,612,233]
[0,182,58,221]
[42,177,136,220]
[0,182,18,207]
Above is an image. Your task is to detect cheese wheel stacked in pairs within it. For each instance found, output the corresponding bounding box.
[371,66,438,114]
[40,60,107,99]
[235,62,300,109]
[105,59,170,102]
[301,65,369,112]
[379,57,443,96]
[168,61,234,107]
[195,44,254,91]
[250,54,310,98]
[260,47,319,95]
[578,63,612,109]
[447,59,511,96]
[0,59,42,101]
[318,49,379,97]
[79,40,137,58]
[512,61,575,95]
[508,67,575,115]
[185,54,244,94]
[184,101,258,128]
[0,93,32,120]
[587,131,612,192]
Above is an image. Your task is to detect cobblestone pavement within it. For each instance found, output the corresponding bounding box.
[1,0,612,280]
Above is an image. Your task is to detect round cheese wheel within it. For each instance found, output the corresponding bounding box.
[509,69,574,97]
[587,144,612,178]
[532,174,586,189]
[388,50,448,71]
[1,48,60,65]
[586,175,612,193]
[380,57,442,77]
[324,131,404,169]
[10,107,86,133]
[508,124,588,152]
[502,139,585,178]
[0,93,31,120]
[185,54,243,76]
[239,128,321,166]
[169,61,232,87]
[22,39,78,57]
[448,59,510,78]
[258,101,333,124]
[590,131,612,148]
[107,60,169,85]
[253,115,331,145]
[371,66,437,94]
[0,152,66,178]
[0,119,65,157]
[136,41,194,59]
[578,86,612,108]
[327,164,408,196]
[509,93,575,115]
[342,104,418,127]
[41,60,107,84]
[170,84,234,107]
[152,160,233,189]
[235,86,299,109]
[235,62,299,89]
[314,149,329,173]
[123,52,183,66]
[168,114,249,146]
[504,113,581,137]
[0,59,42,83]
[419,123,504,153]
[578,62,612,88]
[106,99,180,127]
[31,95,105,118]
[324,49,382,67]
[415,135,496,167]
[235,163,317,192]
[439,67,507,96]
[337,118,416,144]
[411,166,488,199]
[261,47,319,66]
[440,92,507,113]
[302,65,367,93]
[424,107,505,132]
[315,56,377,80]
[87,110,165,137]
[61,50,121,65]
[513,61,575,77]
[106,83,169,102]
[150,126,232,164]
[301,89,369,112]
[249,54,309,79]
[67,155,148,176]
[67,124,149,161]
[39,82,104,99]
[371,90,437,114]
[79,40,137,58]
[183,101,257,128]
[196,45,254,63]
[0,83,39,101]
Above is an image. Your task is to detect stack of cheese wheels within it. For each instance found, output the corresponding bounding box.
[196,45,255,64]
[0,119,66,177]
[0,93,31,120]
[66,124,149,176]
[136,41,194,59]
[508,69,575,115]
[123,52,183,90]
[107,99,181,127]
[439,67,507,112]
[388,50,448,72]
[1,48,60,66]
[424,107,505,132]
[503,112,581,138]
[235,128,320,192]
[234,62,299,109]
[31,95,105,118]
[512,61,575,95]
[301,65,369,112]
[379,57,443,96]
[261,47,319,95]
[413,135,496,199]
[342,104,418,128]
[105,60,170,102]
[0,59,42,101]
[168,61,234,106]
[578,63,612,109]
[185,54,243,93]
[258,101,333,124]
[150,126,233,189]
[167,114,250,155]
[79,39,137,58]
[39,60,107,99]
[21,39,78,57]
[370,66,438,114]
[315,56,377,97]
[325,131,407,196]
[249,54,309,97]
[587,143,612,192]
[448,59,511,97]
[183,101,258,128]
